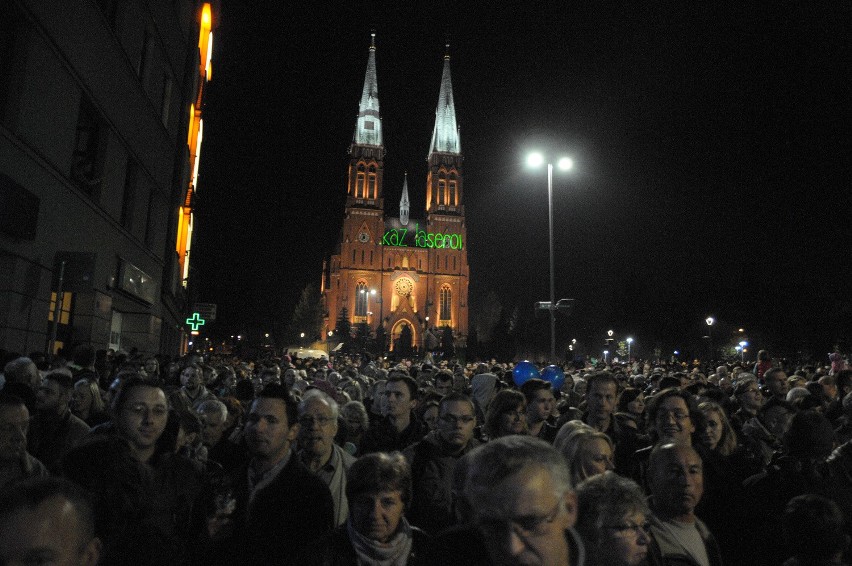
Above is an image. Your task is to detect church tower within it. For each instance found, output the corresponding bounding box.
[323,34,386,334]
[424,44,469,339]
[322,36,469,354]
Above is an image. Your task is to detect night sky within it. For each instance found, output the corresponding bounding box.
[193,1,851,359]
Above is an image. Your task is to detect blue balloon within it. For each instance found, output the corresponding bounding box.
[540,365,565,392]
[512,360,541,387]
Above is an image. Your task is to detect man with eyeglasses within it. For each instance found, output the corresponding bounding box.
[297,389,355,526]
[647,443,721,566]
[403,392,481,534]
[463,436,584,566]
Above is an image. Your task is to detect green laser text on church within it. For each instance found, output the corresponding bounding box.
[381,224,464,249]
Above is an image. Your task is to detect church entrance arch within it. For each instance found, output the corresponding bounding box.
[389,319,416,354]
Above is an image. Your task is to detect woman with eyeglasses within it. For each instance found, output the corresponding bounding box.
[576,471,661,566]
[484,389,528,440]
[294,452,433,565]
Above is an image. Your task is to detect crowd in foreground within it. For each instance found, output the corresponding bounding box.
[0,344,851,566]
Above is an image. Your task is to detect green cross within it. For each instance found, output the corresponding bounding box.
[186,312,206,331]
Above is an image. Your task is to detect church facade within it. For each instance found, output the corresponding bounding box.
[321,35,469,353]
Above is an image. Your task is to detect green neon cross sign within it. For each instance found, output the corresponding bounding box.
[186,312,206,331]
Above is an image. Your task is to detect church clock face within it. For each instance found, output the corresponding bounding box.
[358,232,369,243]
[395,278,413,296]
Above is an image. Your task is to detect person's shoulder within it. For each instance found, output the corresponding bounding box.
[67,412,91,432]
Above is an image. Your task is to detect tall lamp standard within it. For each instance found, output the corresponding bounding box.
[739,340,748,363]
[705,317,715,362]
[527,153,573,363]
[626,337,633,360]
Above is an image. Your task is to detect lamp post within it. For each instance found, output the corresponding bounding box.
[739,341,748,363]
[603,350,609,364]
[626,337,633,360]
[705,317,714,362]
[527,152,573,363]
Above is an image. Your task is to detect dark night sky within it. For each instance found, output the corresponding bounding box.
[193,1,852,359]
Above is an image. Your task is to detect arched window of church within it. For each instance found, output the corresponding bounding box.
[368,165,377,199]
[356,164,366,198]
[355,282,368,317]
[438,179,446,205]
[449,173,458,205]
[440,285,452,321]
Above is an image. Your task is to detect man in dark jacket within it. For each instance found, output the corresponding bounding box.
[403,392,480,534]
[360,374,427,454]
[211,384,334,565]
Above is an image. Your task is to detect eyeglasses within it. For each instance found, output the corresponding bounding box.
[299,415,335,427]
[477,500,562,540]
[604,521,652,537]
[439,414,475,425]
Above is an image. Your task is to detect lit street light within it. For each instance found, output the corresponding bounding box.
[626,337,633,359]
[603,350,609,363]
[527,151,573,363]
[706,316,715,362]
[739,340,748,363]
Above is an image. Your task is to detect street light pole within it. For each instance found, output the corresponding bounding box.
[528,152,572,364]
[547,162,556,364]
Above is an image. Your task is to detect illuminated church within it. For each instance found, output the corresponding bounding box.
[321,34,469,353]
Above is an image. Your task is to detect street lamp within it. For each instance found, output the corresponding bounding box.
[739,340,748,363]
[706,317,714,362]
[626,337,633,359]
[603,350,609,363]
[527,151,573,363]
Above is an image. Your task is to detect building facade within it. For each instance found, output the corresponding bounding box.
[0,0,216,357]
[322,35,469,353]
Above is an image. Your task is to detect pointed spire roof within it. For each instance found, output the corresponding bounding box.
[353,33,382,146]
[399,172,410,225]
[429,43,461,155]
[400,172,410,206]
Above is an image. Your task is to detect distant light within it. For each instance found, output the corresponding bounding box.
[706,317,714,326]
[527,152,544,168]
[607,330,614,337]
[557,157,573,171]
[603,350,609,355]
[264,333,269,338]
[739,341,748,347]
[300,332,305,338]
[626,337,634,344]
[328,331,333,337]
[370,289,377,295]
[738,328,744,333]
[674,350,680,356]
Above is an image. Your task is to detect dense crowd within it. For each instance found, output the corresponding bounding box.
[0,344,850,566]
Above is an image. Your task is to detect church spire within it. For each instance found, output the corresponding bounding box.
[353,32,382,146]
[429,42,460,155]
[400,172,410,226]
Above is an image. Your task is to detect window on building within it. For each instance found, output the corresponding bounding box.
[160,73,173,127]
[438,179,446,205]
[120,160,137,230]
[449,174,458,205]
[355,282,368,317]
[48,291,73,325]
[368,165,377,199]
[440,286,452,321]
[70,96,105,198]
[355,164,366,197]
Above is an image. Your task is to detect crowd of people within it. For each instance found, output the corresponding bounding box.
[0,344,850,565]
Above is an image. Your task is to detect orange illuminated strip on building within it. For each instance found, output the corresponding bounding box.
[176,3,213,286]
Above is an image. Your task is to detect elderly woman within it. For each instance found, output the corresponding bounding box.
[340,401,369,456]
[70,378,109,427]
[575,471,656,566]
[296,452,431,565]
[483,389,528,440]
[555,426,615,486]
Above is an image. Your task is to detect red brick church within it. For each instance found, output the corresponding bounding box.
[321,34,469,353]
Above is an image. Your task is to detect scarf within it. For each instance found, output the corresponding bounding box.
[346,516,414,566]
